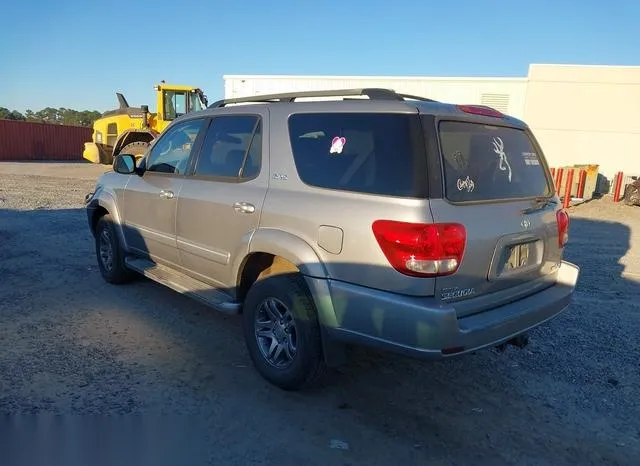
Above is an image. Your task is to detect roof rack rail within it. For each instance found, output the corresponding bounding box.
[209,88,437,108]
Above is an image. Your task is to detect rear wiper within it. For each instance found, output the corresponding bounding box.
[522,197,557,214]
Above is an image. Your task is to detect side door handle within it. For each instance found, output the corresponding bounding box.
[159,190,175,199]
[233,202,255,214]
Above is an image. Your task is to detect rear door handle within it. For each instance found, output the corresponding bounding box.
[159,190,175,199]
[233,202,255,214]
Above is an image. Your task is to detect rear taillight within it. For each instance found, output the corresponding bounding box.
[556,209,569,248]
[372,220,466,277]
[457,104,504,118]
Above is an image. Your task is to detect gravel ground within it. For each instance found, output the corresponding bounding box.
[1,162,639,465]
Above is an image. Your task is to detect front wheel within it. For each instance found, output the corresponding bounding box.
[95,214,133,284]
[243,273,326,390]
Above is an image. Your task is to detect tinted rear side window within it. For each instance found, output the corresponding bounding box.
[194,115,261,180]
[288,113,428,197]
[439,121,552,202]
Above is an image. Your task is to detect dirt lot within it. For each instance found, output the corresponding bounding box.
[1,162,639,465]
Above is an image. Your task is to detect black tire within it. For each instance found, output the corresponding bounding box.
[243,272,327,390]
[119,141,149,162]
[95,214,133,284]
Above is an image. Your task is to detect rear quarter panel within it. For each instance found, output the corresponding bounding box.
[260,103,437,296]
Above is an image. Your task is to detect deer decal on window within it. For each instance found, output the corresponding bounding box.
[492,136,512,183]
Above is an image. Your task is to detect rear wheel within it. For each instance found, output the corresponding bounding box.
[119,141,150,163]
[243,272,326,390]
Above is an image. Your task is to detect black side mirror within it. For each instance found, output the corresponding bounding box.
[113,154,136,175]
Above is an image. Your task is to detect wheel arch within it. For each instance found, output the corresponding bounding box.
[89,194,128,250]
[113,129,157,157]
[234,229,339,330]
[90,205,109,235]
[243,229,327,277]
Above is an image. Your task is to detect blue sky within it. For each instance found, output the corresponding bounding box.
[1,0,638,113]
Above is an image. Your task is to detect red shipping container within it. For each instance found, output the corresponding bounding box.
[0,119,92,161]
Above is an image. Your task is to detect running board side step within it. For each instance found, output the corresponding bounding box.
[124,257,241,315]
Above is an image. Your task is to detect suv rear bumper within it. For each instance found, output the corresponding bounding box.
[320,261,579,359]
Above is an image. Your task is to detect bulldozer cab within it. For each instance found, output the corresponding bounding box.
[156,83,208,127]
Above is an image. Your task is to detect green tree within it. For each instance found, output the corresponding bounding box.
[34,107,61,124]
[9,110,26,120]
[0,107,25,120]
[79,110,102,126]
[3,106,101,126]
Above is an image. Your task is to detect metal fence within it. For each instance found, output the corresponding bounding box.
[0,119,91,161]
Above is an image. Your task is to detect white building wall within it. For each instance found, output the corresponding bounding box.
[224,75,528,119]
[524,64,640,179]
[224,65,640,180]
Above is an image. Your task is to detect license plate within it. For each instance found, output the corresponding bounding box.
[504,243,531,271]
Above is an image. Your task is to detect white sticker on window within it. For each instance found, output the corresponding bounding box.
[329,136,346,154]
[452,150,468,170]
[521,152,540,166]
[456,176,476,192]
[492,137,512,182]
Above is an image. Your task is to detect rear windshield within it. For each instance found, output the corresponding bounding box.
[439,121,552,202]
[288,113,428,197]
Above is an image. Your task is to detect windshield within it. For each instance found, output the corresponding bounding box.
[163,90,206,119]
[163,90,187,120]
[439,121,552,202]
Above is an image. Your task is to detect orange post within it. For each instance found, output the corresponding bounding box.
[555,168,564,193]
[577,170,587,198]
[563,169,574,208]
[613,172,624,203]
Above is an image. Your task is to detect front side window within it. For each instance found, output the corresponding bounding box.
[146,119,204,174]
[287,113,428,197]
[163,91,187,120]
[439,121,552,202]
[193,115,261,180]
[189,92,205,113]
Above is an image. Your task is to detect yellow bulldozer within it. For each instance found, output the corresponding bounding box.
[83,82,208,164]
